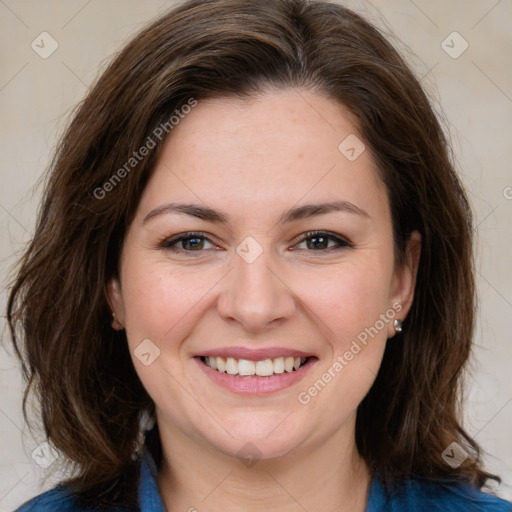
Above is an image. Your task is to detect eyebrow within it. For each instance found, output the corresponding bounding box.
[142,200,369,225]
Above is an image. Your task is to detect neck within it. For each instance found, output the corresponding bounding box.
[156,415,371,512]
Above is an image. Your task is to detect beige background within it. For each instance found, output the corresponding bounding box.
[0,0,511,509]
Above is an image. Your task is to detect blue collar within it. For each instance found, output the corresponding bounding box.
[138,450,166,511]
[136,448,384,511]
[136,449,511,511]
[15,446,511,511]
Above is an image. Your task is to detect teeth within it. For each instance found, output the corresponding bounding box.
[226,357,237,375]
[205,356,307,376]
[255,359,273,377]
[273,357,284,374]
[238,359,255,376]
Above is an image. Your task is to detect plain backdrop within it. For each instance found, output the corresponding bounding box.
[0,1,511,510]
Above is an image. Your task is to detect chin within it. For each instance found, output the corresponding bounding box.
[199,410,319,463]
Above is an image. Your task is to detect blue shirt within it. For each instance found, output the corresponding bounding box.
[14,450,512,511]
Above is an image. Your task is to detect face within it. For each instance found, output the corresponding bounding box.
[108,88,419,463]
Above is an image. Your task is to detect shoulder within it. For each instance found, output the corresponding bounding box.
[13,486,84,512]
[369,475,512,511]
[406,479,511,511]
[12,449,160,512]
[12,485,132,512]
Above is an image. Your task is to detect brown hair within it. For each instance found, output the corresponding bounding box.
[7,0,498,507]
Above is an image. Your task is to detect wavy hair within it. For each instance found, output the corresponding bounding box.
[7,0,497,507]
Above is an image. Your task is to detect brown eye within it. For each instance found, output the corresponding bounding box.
[293,231,353,252]
[160,232,216,253]
[179,236,205,251]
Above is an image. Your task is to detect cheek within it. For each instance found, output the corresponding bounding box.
[121,259,212,345]
[294,259,393,346]
[119,259,212,409]
[121,250,394,352]
[293,263,392,418]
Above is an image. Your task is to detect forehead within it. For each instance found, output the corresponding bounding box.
[136,88,389,225]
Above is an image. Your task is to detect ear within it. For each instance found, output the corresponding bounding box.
[388,230,421,338]
[106,276,125,330]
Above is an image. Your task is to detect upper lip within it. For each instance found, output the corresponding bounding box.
[197,346,314,360]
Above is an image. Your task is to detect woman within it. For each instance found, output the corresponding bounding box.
[7,0,511,510]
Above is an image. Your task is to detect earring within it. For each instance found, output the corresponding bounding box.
[111,312,124,330]
[394,319,403,333]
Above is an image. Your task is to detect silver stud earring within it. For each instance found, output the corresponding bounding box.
[394,319,403,333]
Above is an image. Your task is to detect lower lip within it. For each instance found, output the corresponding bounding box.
[195,357,316,395]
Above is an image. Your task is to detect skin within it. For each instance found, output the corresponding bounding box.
[108,88,421,512]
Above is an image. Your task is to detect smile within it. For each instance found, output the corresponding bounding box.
[201,356,308,377]
[195,353,317,395]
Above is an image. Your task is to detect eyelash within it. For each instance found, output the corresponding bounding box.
[159,230,353,255]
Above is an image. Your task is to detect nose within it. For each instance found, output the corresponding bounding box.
[216,245,296,334]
